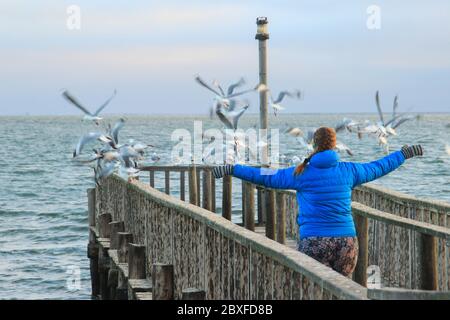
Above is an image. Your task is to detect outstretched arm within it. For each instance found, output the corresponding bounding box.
[213,164,298,190]
[349,145,423,187]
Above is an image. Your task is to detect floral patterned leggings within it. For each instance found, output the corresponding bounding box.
[298,237,359,277]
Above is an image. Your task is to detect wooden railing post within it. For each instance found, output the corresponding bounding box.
[107,268,119,300]
[211,174,216,213]
[165,170,170,195]
[202,169,212,211]
[98,213,112,238]
[242,181,246,224]
[109,221,125,250]
[152,263,174,300]
[276,192,286,244]
[188,165,198,206]
[196,169,201,205]
[182,288,206,300]
[265,190,276,240]
[244,182,255,231]
[257,189,265,225]
[420,234,438,290]
[128,244,146,279]
[222,175,232,220]
[149,170,155,188]
[354,214,368,286]
[118,232,133,263]
[180,170,185,201]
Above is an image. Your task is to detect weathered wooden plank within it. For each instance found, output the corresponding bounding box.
[202,169,212,211]
[265,190,276,240]
[420,234,438,290]
[276,192,286,244]
[188,165,198,206]
[128,243,146,279]
[354,214,368,286]
[222,175,232,220]
[180,170,185,201]
[150,170,155,188]
[221,236,229,299]
[152,263,174,300]
[164,170,170,195]
[205,228,222,299]
[291,272,302,300]
[182,288,206,300]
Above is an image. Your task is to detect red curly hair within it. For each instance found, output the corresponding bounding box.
[294,127,337,175]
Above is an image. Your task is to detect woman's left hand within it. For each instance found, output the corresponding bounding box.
[212,165,234,179]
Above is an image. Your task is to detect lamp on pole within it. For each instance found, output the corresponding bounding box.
[255,17,269,165]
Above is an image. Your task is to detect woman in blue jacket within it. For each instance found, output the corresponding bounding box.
[212,127,423,277]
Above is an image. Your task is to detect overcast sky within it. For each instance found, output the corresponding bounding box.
[0,0,449,115]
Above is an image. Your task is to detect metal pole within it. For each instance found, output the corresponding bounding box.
[255,17,269,165]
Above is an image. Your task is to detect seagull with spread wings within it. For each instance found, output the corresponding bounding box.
[269,90,302,116]
[62,89,117,125]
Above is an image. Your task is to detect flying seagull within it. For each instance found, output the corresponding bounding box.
[73,132,112,158]
[108,118,125,145]
[215,103,249,131]
[269,90,302,116]
[195,75,265,110]
[62,89,117,125]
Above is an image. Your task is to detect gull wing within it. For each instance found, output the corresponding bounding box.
[375,91,385,126]
[111,118,125,145]
[273,91,293,104]
[213,79,226,97]
[227,77,246,96]
[62,90,92,116]
[74,132,103,157]
[215,107,234,130]
[93,89,117,116]
[392,95,398,121]
[230,105,249,130]
[392,116,412,129]
[195,75,223,97]
[226,83,264,99]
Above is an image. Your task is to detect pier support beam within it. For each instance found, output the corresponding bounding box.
[128,244,146,279]
[202,169,212,211]
[265,190,276,240]
[243,182,255,231]
[420,234,438,290]
[152,263,174,300]
[109,221,124,250]
[87,188,99,298]
[276,192,286,244]
[188,164,198,206]
[354,214,368,286]
[118,232,133,263]
[222,175,232,220]
[182,288,206,300]
[98,213,112,238]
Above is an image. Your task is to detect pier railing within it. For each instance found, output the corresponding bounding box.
[88,164,449,299]
[90,174,367,300]
[137,165,450,292]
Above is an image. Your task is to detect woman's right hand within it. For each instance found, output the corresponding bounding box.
[401,145,424,159]
[212,165,234,179]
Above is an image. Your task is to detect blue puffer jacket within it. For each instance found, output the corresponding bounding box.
[233,150,405,239]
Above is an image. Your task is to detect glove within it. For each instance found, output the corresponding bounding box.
[401,145,423,159]
[212,165,234,179]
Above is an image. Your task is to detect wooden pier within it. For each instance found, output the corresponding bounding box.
[87,165,450,300]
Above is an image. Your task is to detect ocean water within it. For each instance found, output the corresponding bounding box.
[0,113,449,299]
